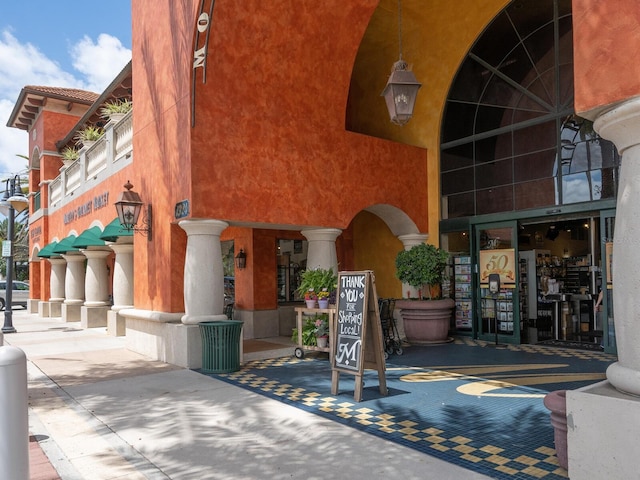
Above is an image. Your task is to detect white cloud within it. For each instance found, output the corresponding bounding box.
[0,30,131,177]
[71,34,131,92]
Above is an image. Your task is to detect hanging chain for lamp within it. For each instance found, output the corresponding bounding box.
[397,0,404,65]
[381,0,422,126]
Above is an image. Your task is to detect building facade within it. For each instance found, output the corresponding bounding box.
[7,1,640,473]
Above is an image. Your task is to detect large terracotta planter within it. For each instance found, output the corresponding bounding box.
[543,390,568,470]
[396,298,455,344]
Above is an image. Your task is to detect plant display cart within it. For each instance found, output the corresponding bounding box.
[293,307,336,359]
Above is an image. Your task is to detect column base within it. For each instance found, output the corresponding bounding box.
[39,301,51,318]
[40,301,63,318]
[62,303,82,322]
[124,315,201,368]
[27,299,39,314]
[107,310,126,336]
[81,305,110,329]
[567,380,640,478]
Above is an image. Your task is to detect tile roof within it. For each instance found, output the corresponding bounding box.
[22,86,99,103]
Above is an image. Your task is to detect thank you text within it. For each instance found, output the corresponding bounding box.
[334,273,366,371]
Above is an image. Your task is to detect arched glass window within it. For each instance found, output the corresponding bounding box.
[440,0,619,219]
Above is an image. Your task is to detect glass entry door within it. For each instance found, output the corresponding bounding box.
[475,222,520,344]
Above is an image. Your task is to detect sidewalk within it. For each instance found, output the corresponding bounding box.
[3,310,491,480]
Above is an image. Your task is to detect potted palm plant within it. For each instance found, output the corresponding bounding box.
[99,98,132,124]
[395,243,454,344]
[73,125,104,148]
[60,146,79,166]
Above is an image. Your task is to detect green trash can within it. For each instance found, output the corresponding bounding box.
[199,320,244,373]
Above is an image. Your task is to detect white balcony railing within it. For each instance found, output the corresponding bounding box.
[48,111,133,212]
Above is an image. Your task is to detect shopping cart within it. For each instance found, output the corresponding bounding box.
[378,298,403,358]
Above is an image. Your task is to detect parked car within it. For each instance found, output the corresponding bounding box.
[0,280,29,310]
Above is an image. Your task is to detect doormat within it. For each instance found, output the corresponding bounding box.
[197,355,568,479]
[537,340,603,352]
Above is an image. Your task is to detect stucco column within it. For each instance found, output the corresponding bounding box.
[301,228,342,273]
[398,233,429,298]
[48,258,66,302]
[61,254,85,305]
[81,249,111,307]
[179,219,229,325]
[594,97,640,396]
[109,243,134,310]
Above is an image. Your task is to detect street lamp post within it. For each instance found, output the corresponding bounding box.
[0,176,28,334]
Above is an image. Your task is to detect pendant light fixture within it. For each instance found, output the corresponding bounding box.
[381,0,422,126]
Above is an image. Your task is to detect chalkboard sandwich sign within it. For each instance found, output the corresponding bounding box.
[331,271,387,402]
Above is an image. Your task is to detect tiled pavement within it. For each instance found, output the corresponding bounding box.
[2,311,616,479]
[201,338,615,480]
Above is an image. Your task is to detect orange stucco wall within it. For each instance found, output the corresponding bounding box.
[573,0,640,115]
[190,0,428,230]
[131,0,429,313]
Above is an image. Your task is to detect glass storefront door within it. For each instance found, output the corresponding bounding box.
[474,221,520,344]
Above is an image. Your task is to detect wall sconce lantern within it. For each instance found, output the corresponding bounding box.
[381,0,421,126]
[114,180,152,239]
[235,249,246,270]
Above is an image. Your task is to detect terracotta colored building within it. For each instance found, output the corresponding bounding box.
[8,2,640,475]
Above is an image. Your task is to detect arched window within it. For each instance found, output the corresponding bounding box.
[440,0,619,219]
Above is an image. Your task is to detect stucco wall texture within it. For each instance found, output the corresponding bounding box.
[573,0,640,116]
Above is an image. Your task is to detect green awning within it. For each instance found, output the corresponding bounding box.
[99,217,133,242]
[51,235,78,254]
[37,241,60,258]
[72,226,105,249]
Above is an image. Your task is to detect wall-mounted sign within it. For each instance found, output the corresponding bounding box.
[30,225,42,243]
[63,191,110,225]
[175,200,190,219]
[192,0,216,126]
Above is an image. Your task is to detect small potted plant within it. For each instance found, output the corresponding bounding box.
[314,314,329,348]
[291,316,318,346]
[395,242,454,344]
[297,267,337,308]
[60,146,79,166]
[99,98,132,124]
[317,289,331,309]
[73,125,104,147]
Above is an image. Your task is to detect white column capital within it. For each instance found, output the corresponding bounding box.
[81,249,111,260]
[179,219,229,237]
[398,233,429,250]
[301,228,342,243]
[301,228,342,273]
[594,97,640,154]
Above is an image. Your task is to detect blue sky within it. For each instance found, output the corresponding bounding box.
[0,1,132,178]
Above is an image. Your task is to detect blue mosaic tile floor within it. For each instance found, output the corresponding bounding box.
[197,340,616,479]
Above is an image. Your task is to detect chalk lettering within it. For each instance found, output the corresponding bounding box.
[335,340,361,366]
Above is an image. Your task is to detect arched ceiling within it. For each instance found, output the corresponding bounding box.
[348,0,509,151]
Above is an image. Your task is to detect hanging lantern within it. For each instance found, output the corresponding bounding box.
[382,60,421,126]
[381,0,421,126]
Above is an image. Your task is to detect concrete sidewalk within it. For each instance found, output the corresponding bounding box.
[3,310,491,480]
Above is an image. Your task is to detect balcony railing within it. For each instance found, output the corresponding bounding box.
[47,110,133,213]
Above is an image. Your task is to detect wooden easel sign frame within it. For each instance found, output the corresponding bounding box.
[331,270,387,402]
